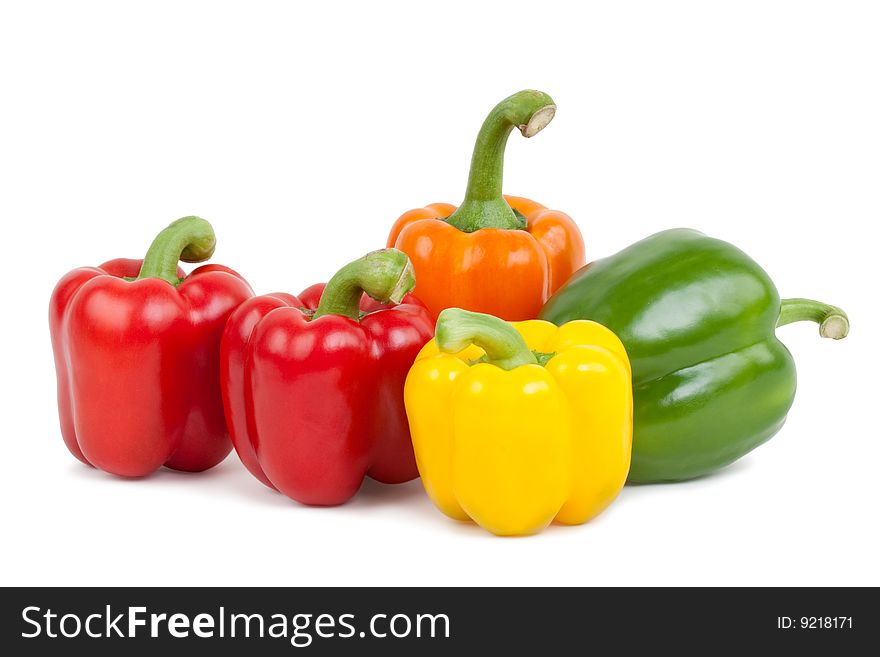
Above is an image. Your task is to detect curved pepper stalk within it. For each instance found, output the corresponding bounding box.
[777,298,849,339]
[313,249,415,320]
[445,90,556,233]
[436,308,538,370]
[136,216,217,285]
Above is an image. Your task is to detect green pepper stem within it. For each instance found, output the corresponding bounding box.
[436,308,537,370]
[777,298,849,339]
[444,90,556,233]
[312,249,415,321]
[136,216,216,285]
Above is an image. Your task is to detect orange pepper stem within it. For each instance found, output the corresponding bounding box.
[445,90,556,233]
[136,216,216,286]
[312,249,415,321]
[436,308,537,370]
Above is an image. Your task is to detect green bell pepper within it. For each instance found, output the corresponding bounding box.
[539,228,849,483]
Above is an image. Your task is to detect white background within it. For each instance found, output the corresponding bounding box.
[1,1,877,586]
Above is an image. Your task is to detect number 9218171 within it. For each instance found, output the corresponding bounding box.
[777,617,853,630]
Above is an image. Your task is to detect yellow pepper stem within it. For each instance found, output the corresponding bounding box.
[435,308,537,370]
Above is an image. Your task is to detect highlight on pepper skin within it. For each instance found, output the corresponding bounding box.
[405,308,633,536]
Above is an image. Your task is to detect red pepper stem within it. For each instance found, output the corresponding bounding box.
[136,216,216,285]
[436,308,537,370]
[777,298,849,339]
[444,90,556,233]
[312,249,415,321]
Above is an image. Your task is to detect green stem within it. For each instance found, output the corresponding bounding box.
[444,90,556,233]
[136,216,216,285]
[312,249,415,321]
[777,298,849,339]
[436,308,537,370]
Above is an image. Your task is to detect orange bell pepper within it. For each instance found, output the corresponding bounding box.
[386,90,585,321]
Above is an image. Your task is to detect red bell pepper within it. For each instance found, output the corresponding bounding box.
[49,216,254,477]
[220,248,434,505]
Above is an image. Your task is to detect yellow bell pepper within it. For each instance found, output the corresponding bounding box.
[405,308,633,536]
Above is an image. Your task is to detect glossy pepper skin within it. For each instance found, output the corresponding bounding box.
[220,249,434,506]
[540,228,850,483]
[387,90,584,320]
[405,309,632,536]
[49,217,254,477]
